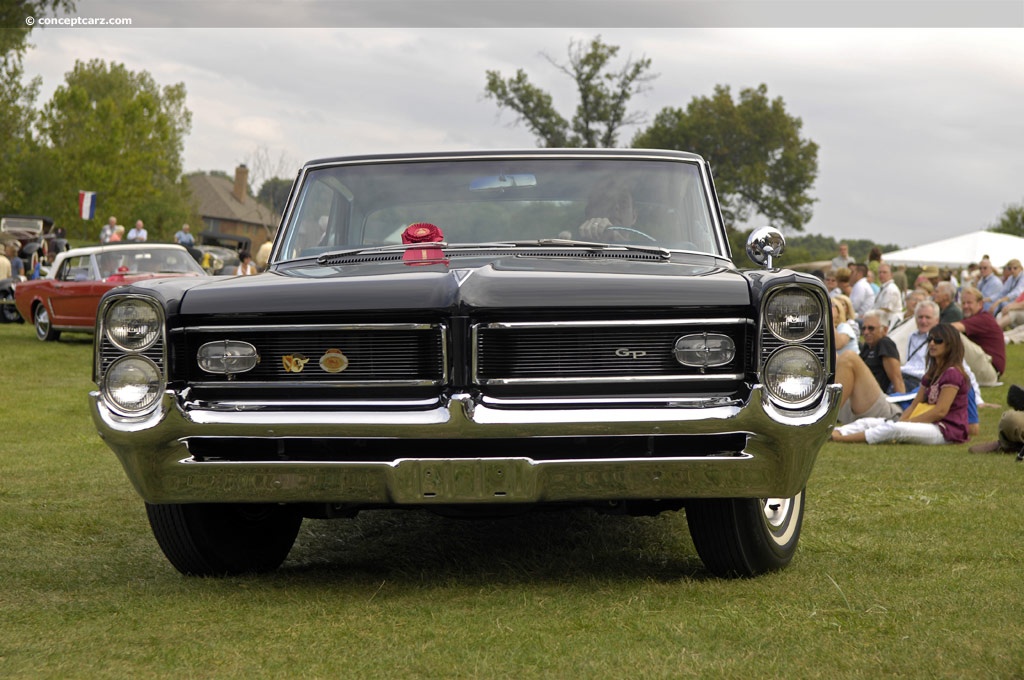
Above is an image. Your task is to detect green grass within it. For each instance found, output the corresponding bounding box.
[1,321,1023,678]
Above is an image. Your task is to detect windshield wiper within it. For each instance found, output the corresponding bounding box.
[316,239,672,265]
[532,238,672,259]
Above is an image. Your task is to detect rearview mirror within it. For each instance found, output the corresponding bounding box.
[469,174,537,191]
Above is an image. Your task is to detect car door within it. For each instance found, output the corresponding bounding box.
[48,254,106,328]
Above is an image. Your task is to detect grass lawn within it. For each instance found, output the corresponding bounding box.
[1,321,1022,678]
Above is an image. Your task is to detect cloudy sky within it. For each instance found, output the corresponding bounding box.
[17,1,1024,248]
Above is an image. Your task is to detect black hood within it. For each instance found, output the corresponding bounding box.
[171,254,752,316]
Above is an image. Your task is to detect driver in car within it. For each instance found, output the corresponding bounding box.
[577,179,639,242]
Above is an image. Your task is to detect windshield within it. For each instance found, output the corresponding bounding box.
[276,157,721,262]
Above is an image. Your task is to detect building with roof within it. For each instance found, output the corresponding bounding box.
[185,165,279,252]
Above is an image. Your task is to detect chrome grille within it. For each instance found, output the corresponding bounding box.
[178,323,446,385]
[474,319,751,384]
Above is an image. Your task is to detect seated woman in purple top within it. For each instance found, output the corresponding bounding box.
[831,323,969,445]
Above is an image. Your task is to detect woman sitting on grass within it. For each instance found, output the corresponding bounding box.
[832,323,969,445]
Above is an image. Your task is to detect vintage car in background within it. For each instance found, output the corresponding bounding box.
[15,243,207,341]
[192,244,241,275]
[1,215,69,271]
[91,149,840,578]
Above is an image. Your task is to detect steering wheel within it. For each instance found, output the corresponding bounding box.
[606,226,658,243]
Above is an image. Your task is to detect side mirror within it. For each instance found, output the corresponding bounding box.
[746,226,786,269]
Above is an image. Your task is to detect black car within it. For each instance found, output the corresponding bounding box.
[90,149,840,577]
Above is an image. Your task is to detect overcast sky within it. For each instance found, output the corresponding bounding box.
[17,1,1024,248]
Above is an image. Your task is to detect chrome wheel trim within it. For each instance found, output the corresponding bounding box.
[34,305,51,339]
[762,492,800,545]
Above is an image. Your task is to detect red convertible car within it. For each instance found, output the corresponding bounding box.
[14,243,207,341]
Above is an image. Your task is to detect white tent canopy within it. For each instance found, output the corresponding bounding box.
[883,230,1024,269]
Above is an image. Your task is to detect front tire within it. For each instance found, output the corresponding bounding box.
[1,292,20,323]
[145,503,302,576]
[33,304,60,341]
[686,489,805,578]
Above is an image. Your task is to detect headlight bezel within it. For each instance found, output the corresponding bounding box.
[764,287,824,343]
[103,296,163,352]
[101,354,164,415]
[95,294,167,417]
[759,283,831,411]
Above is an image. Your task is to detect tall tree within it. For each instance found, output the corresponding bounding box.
[989,201,1024,238]
[0,1,75,211]
[258,177,293,218]
[633,84,818,232]
[33,59,193,241]
[484,35,655,148]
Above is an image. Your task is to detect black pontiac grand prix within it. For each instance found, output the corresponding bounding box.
[91,149,841,577]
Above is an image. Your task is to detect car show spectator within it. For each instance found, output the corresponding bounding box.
[127,220,148,243]
[832,297,859,356]
[834,350,903,425]
[932,281,963,324]
[990,259,1024,315]
[174,223,195,247]
[238,251,258,275]
[849,263,874,320]
[832,323,970,445]
[100,216,118,244]
[4,242,25,279]
[0,247,11,279]
[110,225,124,242]
[996,289,1024,330]
[873,262,904,328]
[952,285,1005,386]
[255,238,273,271]
[831,242,855,271]
[824,270,840,298]
[975,258,1002,311]
[859,310,905,394]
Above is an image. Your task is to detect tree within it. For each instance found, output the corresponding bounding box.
[484,35,656,148]
[989,201,1024,238]
[32,59,193,241]
[0,1,76,57]
[258,177,293,218]
[0,1,75,210]
[633,84,819,232]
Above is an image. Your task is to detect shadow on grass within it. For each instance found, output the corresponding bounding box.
[279,506,709,584]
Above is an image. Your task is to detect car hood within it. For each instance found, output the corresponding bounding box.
[173,254,753,316]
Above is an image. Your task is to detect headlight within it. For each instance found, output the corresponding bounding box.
[673,333,736,368]
[198,340,260,376]
[104,298,162,351]
[765,289,822,342]
[102,355,163,414]
[763,346,824,407]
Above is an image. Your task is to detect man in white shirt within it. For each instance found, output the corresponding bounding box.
[127,220,148,243]
[849,263,874,320]
[873,262,904,328]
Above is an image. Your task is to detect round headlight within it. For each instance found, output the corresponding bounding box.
[763,346,824,407]
[104,298,162,351]
[102,355,163,414]
[765,289,822,342]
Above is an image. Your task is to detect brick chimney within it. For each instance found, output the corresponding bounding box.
[233,164,249,203]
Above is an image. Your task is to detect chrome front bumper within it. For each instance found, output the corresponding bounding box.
[91,385,841,505]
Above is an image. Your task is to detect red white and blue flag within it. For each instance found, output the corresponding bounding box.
[78,190,97,220]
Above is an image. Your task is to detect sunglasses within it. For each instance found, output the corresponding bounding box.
[928,336,945,344]
[862,325,879,331]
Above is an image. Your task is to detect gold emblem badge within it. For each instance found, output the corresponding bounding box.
[319,348,349,373]
[282,354,309,373]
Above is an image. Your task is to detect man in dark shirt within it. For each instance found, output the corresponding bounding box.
[933,281,963,324]
[859,310,905,393]
[954,286,1005,386]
